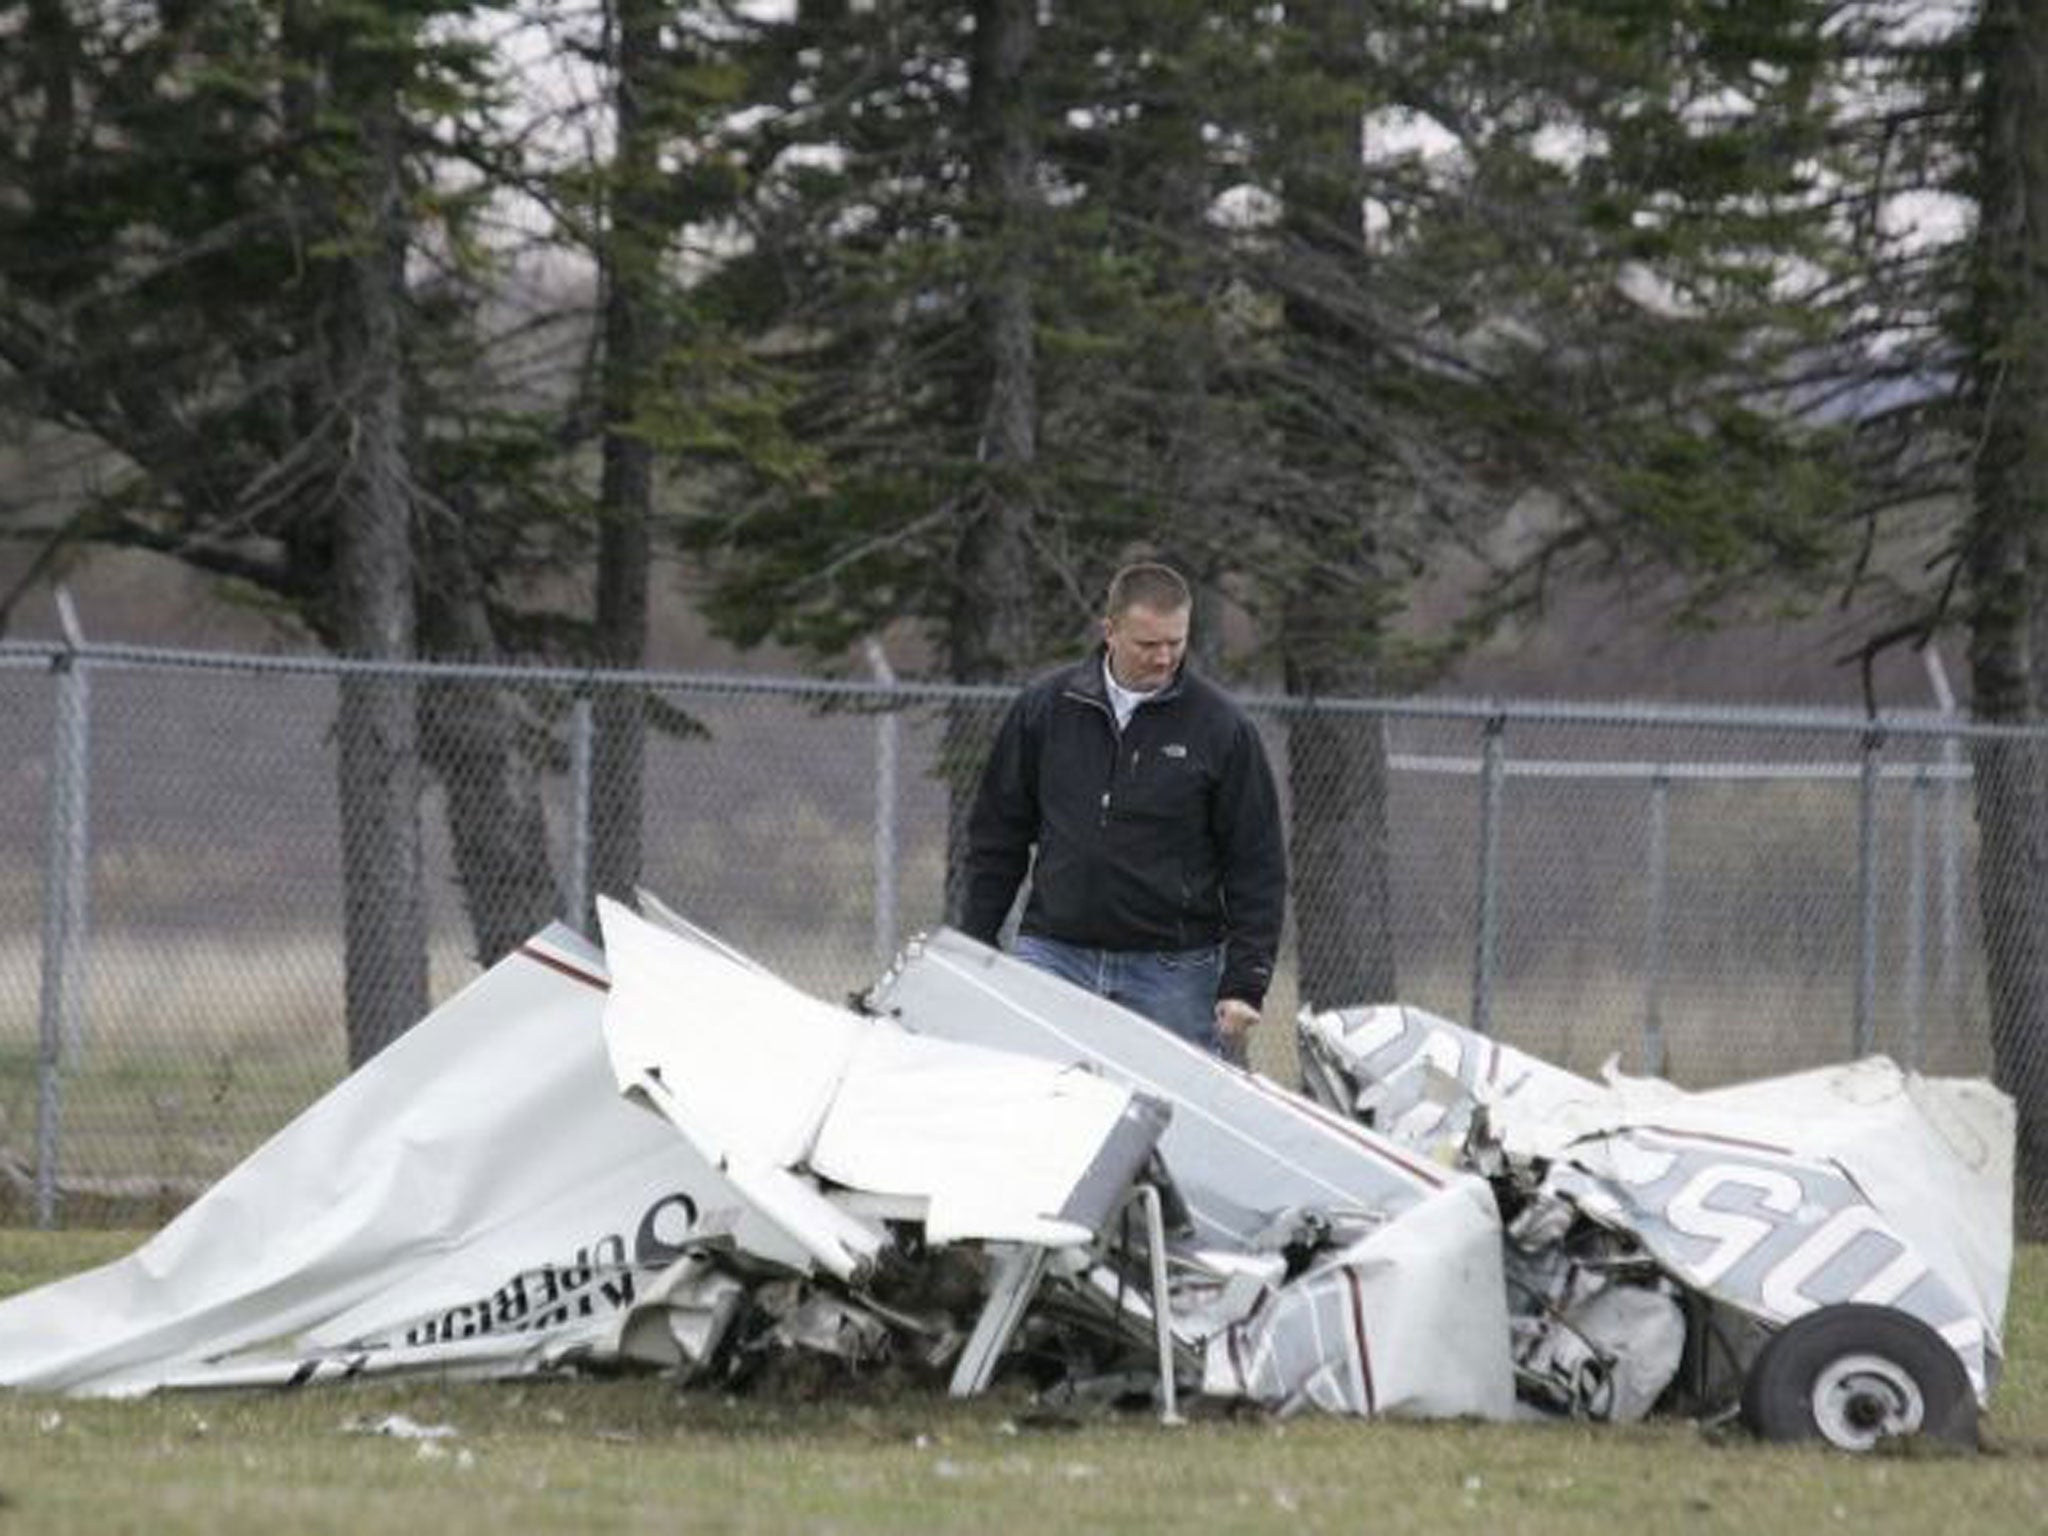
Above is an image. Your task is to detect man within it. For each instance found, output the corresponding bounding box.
[958,562,1287,1057]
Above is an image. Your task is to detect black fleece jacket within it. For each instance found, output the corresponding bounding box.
[959,649,1287,1006]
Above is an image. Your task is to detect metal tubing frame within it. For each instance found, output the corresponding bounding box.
[948,1243,1050,1398]
[1135,1182,1184,1426]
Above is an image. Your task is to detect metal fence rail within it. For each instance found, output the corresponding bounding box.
[0,638,2024,1226]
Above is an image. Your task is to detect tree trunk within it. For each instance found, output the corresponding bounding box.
[1274,0,1399,1008]
[1147,39,1229,678]
[590,0,666,926]
[417,491,562,965]
[324,67,427,1067]
[945,0,1041,923]
[1967,0,2048,1229]
[1281,576,1399,1008]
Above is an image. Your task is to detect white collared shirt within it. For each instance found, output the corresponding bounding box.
[1103,657,1158,731]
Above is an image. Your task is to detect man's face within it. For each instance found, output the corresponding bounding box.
[1102,602,1190,692]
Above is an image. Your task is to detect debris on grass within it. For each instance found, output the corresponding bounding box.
[344,1412,459,1441]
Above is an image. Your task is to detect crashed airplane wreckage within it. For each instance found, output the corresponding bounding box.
[0,902,1509,1421]
[0,906,2012,1451]
[1294,1001,2013,1450]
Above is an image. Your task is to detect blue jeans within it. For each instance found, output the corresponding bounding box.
[1012,933,1225,1054]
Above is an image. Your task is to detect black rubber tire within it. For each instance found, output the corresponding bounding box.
[1740,1303,1978,1451]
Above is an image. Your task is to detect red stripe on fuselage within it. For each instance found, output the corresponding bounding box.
[518,943,611,992]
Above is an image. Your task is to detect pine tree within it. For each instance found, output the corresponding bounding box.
[0,1,536,1057]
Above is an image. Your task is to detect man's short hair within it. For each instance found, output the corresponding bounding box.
[1105,562,1191,617]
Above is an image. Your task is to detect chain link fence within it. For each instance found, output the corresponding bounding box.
[0,640,2032,1226]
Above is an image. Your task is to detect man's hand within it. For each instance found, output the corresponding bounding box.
[1215,998,1261,1046]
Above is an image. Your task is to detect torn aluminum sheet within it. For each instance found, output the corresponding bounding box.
[597,899,1170,1263]
[865,928,1517,1422]
[1295,1000,1603,1165]
[0,924,782,1395]
[1297,1001,2014,1449]
[0,906,1171,1400]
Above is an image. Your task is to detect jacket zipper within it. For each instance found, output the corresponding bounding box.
[1064,687,1122,828]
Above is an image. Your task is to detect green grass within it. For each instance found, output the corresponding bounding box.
[0,1232,2044,1534]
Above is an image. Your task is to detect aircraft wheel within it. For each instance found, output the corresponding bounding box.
[1740,1303,1976,1452]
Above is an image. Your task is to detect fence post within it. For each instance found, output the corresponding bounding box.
[1472,714,1506,1037]
[1854,727,1883,1058]
[1924,650,1964,1031]
[35,592,92,1228]
[865,640,900,972]
[1642,770,1671,1077]
[1905,766,1929,1070]
[1938,733,1962,1027]
[567,693,594,932]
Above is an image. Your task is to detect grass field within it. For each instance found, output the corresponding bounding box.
[0,1232,2043,1534]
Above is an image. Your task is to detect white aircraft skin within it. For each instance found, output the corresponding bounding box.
[1297,1002,2014,1414]
[2,905,1998,1445]
[0,908,1171,1398]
